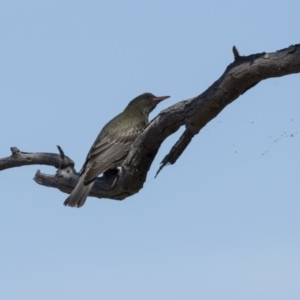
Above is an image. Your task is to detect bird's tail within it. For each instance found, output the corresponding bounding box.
[64,175,94,208]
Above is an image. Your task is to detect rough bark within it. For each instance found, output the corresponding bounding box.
[1,44,300,201]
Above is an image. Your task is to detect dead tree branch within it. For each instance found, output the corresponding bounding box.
[1,44,300,202]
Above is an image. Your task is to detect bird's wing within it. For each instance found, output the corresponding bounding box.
[83,127,141,184]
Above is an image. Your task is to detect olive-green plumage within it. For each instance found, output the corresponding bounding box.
[64,92,169,208]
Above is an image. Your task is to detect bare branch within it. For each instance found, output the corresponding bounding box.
[1,43,300,202]
[232,45,241,60]
[0,146,74,171]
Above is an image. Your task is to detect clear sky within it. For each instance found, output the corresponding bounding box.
[1,1,300,299]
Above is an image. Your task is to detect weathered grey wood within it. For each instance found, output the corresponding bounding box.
[1,44,300,202]
[0,146,74,171]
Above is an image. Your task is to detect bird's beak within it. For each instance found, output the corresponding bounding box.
[152,95,170,102]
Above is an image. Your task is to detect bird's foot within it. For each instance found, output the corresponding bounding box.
[103,168,121,189]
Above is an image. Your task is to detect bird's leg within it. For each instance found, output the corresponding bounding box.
[103,168,120,189]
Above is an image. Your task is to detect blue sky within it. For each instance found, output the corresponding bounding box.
[1,1,300,299]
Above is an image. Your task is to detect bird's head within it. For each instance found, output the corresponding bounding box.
[128,92,170,116]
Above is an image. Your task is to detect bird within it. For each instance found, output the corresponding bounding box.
[64,92,170,208]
